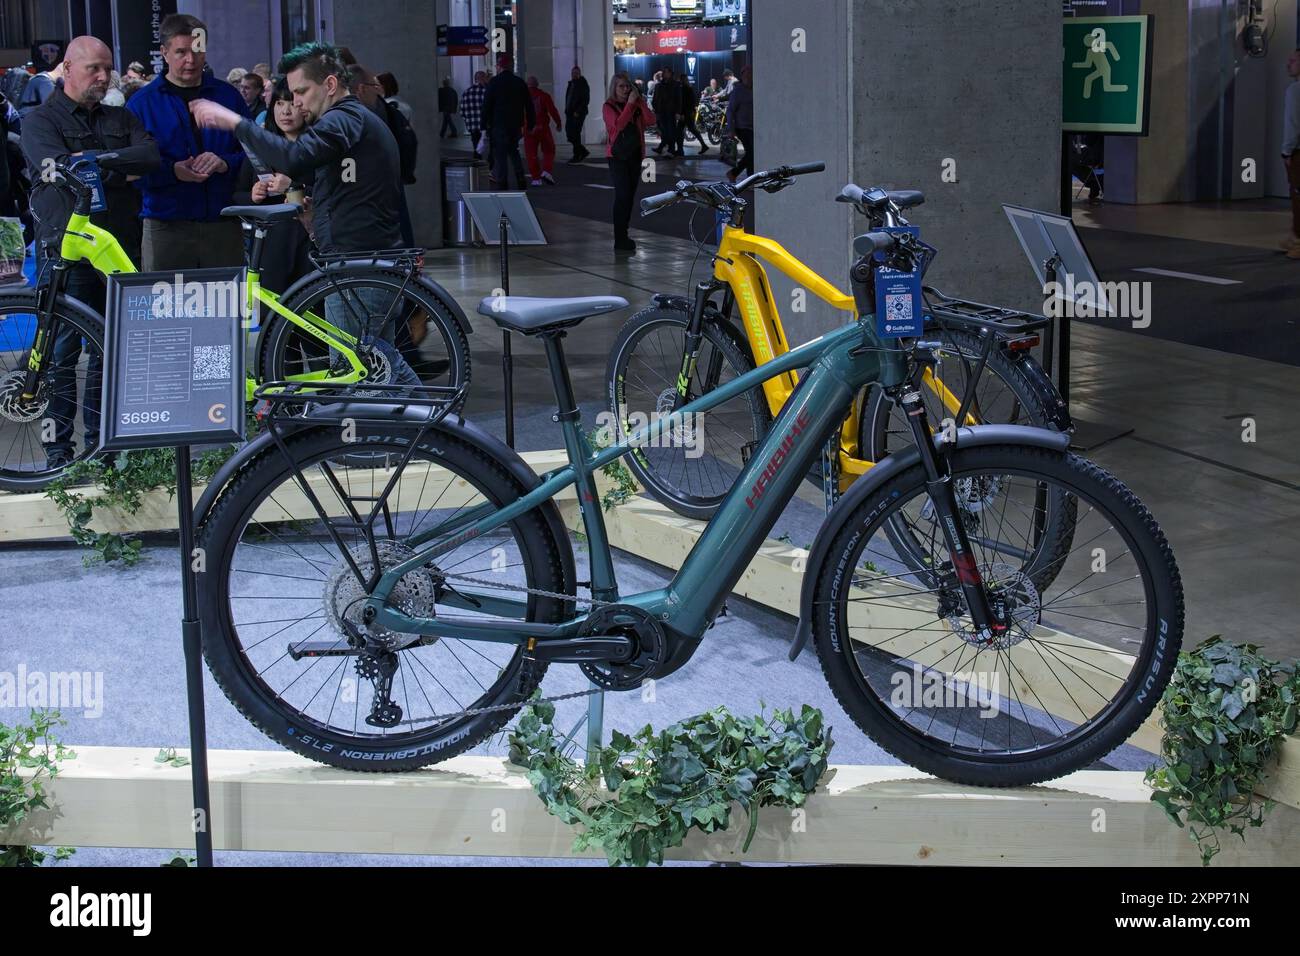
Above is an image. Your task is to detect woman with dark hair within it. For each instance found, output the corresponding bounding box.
[233,77,313,294]
[602,71,655,253]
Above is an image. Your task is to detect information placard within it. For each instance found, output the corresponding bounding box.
[100,267,247,451]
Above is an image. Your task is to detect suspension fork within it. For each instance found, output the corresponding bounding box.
[21,258,71,399]
[894,381,1003,640]
[671,279,724,410]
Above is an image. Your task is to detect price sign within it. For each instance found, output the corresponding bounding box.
[100,267,247,451]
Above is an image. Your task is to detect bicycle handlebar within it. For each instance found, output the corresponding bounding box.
[639,161,826,216]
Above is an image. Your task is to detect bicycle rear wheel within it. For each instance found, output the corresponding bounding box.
[813,442,1182,787]
[260,272,470,396]
[0,291,105,492]
[196,422,574,772]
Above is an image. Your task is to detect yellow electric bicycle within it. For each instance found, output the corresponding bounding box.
[607,163,1070,520]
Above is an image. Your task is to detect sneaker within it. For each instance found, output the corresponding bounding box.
[530,178,544,186]
[541,171,556,184]
[697,146,710,156]
[1279,234,1300,252]
[1288,245,1300,260]
[614,237,637,252]
[566,156,583,165]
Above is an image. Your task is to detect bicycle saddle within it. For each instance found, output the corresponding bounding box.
[836,184,925,210]
[476,295,629,335]
[220,203,302,224]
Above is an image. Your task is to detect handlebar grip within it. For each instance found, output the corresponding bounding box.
[837,183,866,205]
[853,231,895,256]
[640,191,678,215]
[784,162,825,176]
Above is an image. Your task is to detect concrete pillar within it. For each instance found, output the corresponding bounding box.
[333,0,443,247]
[755,0,1061,344]
[517,0,614,146]
[578,0,615,146]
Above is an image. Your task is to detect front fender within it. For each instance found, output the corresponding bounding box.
[788,424,1071,661]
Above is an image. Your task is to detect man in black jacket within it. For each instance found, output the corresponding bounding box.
[651,67,681,157]
[482,53,534,189]
[190,41,415,380]
[564,66,590,164]
[20,35,159,467]
[438,78,458,138]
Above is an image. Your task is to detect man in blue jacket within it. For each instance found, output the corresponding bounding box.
[126,12,246,270]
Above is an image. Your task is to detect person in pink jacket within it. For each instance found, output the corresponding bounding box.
[602,72,655,253]
[524,75,562,185]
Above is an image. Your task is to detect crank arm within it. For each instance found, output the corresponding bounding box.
[531,634,635,664]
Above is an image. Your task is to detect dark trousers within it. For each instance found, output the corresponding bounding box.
[490,129,528,189]
[440,112,457,137]
[1288,154,1300,239]
[44,262,103,455]
[608,157,641,242]
[655,114,678,153]
[565,113,586,152]
[734,127,754,176]
[677,115,704,151]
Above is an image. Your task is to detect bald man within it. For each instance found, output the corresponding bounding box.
[21,35,160,468]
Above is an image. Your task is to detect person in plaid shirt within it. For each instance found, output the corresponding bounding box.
[460,70,487,156]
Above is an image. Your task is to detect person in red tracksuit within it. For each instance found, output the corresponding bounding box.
[523,75,562,185]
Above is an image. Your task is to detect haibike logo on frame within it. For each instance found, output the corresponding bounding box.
[745,408,812,509]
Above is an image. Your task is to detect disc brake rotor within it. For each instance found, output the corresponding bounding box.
[0,370,49,424]
[944,561,1041,650]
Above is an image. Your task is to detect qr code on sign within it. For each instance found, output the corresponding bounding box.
[193,345,232,381]
[885,294,913,323]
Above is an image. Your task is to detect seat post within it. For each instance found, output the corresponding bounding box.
[244,223,267,273]
[541,332,580,422]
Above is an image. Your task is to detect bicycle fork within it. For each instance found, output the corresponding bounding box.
[893,382,1005,644]
[20,261,69,401]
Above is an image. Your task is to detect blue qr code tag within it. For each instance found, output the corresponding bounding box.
[875,266,922,338]
[78,151,108,213]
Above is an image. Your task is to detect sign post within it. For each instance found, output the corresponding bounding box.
[101,267,248,867]
[461,192,546,449]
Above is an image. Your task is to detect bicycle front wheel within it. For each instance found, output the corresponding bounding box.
[0,291,105,492]
[607,305,769,521]
[812,442,1183,787]
[196,423,574,772]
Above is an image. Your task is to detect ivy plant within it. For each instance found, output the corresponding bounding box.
[508,697,833,866]
[587,426,639,511]
[1,710,76,867]
[1146,636,1299,865]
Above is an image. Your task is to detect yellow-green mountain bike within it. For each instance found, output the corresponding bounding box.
[0,154,472,491]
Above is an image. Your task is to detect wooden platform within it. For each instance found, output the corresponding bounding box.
[3,745,1296,864]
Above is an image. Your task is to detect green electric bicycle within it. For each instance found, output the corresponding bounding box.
[0,154,472,491]
[192,169,1184,787]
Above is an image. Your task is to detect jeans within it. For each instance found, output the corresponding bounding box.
[324,284,420,387]
[608,158,641,242]
[440,112,457,137]
[43,262,103,456]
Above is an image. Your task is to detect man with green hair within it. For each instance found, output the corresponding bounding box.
[190,42,415,381]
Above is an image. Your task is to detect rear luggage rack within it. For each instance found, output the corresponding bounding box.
[923,286,1049,338]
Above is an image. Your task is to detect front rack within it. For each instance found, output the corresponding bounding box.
[308,247,426,271]
[254,379,465,428]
